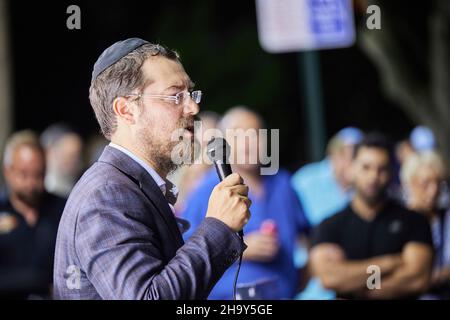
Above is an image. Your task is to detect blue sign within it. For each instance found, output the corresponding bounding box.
[308,0,355,49]
[256,0,356,52]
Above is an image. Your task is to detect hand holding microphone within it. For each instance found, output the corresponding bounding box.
[206,173,251,232]
[205,137,251,234]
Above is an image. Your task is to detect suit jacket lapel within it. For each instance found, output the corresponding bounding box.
[98,146,184,249]
[137,172,184,248]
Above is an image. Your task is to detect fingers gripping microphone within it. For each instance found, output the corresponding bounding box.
[206,137,243,238]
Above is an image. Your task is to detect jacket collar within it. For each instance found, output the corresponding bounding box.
[97,146,184,248]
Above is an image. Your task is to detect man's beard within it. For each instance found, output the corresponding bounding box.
[357,186,387,206]
[137,115,197,175]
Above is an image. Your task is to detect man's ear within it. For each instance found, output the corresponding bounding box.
[113,96,136,125]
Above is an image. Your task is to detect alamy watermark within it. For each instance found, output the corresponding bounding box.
[67,4,382,31]
[366,5,381,30]
[66,5,81,30]
[170,120,280,176]
[367,265,381,290]
[66,264,81,290]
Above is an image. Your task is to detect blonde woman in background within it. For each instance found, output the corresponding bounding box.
[401,152,450,299]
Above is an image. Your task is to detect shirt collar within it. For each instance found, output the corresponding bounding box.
[109,142,167,194]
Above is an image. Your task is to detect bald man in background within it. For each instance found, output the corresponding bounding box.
[0,130,65,299]
[182,107,310,299]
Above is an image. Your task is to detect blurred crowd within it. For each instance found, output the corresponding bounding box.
[1,110,449,300]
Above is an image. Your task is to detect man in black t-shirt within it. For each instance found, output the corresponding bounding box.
[310,133,434,299]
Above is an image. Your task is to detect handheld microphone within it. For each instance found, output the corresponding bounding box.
[207,136,245,301]
[206,137,243,238]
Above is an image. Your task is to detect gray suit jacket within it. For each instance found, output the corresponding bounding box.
[53,146,245,300]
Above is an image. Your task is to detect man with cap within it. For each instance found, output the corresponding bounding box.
[53,38,251,299]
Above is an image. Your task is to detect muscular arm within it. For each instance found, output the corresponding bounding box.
[362,243,433,299]
[310,243,401,294]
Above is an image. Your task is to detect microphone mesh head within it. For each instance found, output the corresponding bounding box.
[206,137,231,163]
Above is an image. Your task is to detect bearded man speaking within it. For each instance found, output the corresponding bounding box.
[53,38,251,300]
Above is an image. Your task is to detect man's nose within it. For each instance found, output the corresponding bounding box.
[428,182,439,196]
[25,174,44,187]
[366,171,378,183]
[184,99,199,116]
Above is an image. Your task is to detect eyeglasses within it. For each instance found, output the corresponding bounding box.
[126,90,202,106]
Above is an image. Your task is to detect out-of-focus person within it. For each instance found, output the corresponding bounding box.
[391,138,417,199]
[401,151,450,299]
[292,127,363,226]
[182,106,310,299]
[40,123,83,198]
[84,133,108,166]
[310,133,434,299]
[170,111,221,214]
[410,126,436,154]
[395,139,416,166]
[292,127,363,300]
[0,130,65,299]
[391,126,436,203]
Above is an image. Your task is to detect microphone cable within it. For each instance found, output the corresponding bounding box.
[233,233,244,300]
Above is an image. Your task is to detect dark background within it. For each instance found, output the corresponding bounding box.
[6,0,414,171]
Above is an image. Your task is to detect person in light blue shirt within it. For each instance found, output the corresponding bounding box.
[182,107,310,299]
[291,158,348,227]
[292,127,363,226]
[292,127,363,300]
